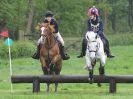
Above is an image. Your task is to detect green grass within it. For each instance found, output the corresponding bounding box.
[0,45,133,99]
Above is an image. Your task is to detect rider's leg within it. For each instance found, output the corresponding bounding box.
[100,34,115,58]
[54,32,70,60]
[32,38,43,59]
[77,38,87,58]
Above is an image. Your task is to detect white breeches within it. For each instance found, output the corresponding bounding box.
[37,32,64,46]
[53,32,64,46]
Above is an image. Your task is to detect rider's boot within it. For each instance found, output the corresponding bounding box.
[105,41,115,58]
[59,45,70,60]
[102,37,115,58]
[32,44,41,59]
[77,38,87,58]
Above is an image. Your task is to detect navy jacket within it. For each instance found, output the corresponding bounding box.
[43,18,58,33]
[87,16,104,38]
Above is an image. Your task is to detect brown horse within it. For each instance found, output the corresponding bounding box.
[39,23,62,92]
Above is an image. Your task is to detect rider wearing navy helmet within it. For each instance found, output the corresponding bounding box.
[77,6,114,58]
[32,11,70,60]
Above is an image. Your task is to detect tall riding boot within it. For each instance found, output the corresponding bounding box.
[105,40,115,58]
[77,38,87,58]
[59,45,70,60]
[32,44,41,59]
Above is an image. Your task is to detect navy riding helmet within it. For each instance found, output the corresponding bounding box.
[45,11,54,17]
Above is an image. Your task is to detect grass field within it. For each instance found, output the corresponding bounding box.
[0,45,133,99]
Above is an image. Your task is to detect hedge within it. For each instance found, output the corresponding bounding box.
[0,40,36,59]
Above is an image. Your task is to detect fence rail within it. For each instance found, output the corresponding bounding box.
[11,75,133,93]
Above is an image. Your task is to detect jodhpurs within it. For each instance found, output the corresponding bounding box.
[37,32,65,46]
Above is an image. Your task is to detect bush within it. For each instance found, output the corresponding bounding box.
[0,40,36,59]
[63,33,133,51]
[108,33,133,46]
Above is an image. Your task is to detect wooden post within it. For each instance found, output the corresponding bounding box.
[109,78,116,93]
[33,78,40,92]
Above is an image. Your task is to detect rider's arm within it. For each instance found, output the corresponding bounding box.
[97,20,104,36]
[87,19,91,31]
[53,20,58,33]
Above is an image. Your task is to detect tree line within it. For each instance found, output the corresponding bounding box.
[0,0,133,40]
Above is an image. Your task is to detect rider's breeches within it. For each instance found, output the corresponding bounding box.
[37,37,42,45]
[53,32,64,46]
[37,32,64,46]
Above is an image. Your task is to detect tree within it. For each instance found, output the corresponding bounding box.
[128,0,133,31]
[25,0,35,40]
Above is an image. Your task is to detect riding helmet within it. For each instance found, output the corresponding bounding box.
[45,11,54,17]
[88,6,99,16]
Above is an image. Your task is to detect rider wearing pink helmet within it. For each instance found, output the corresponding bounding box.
[88,6,99,16]
[77,6,114,58]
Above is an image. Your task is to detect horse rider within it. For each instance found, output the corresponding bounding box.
[32,11,70,60]
[77,6,115,58]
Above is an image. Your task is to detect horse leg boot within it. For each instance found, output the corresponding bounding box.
[88,69,94,84]
[32,44,41,59]
[59,45,70,60]
[77,38,87,58]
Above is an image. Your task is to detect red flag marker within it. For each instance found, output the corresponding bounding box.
[0,31,9,37]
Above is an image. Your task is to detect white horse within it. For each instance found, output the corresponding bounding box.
[85,31,107,83]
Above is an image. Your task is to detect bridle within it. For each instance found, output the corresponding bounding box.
[88,41,99,52]
[87,32,100,56]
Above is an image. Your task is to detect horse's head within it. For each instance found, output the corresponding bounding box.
[86,31,99,60]
[40,23,55,37]
[40,23,55,44]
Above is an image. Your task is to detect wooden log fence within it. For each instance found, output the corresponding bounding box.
[11,75,133,93]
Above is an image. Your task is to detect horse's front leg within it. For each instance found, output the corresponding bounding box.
[99,56,106,76]
[40,56,48,74]
[97,61,105,87]
[88,67,94,84]
[40,56,50,92]
[54,61,62,92]
[85,55,94,83]
[52,55,62,92]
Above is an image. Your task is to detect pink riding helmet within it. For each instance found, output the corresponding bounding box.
[88,6,99,16]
